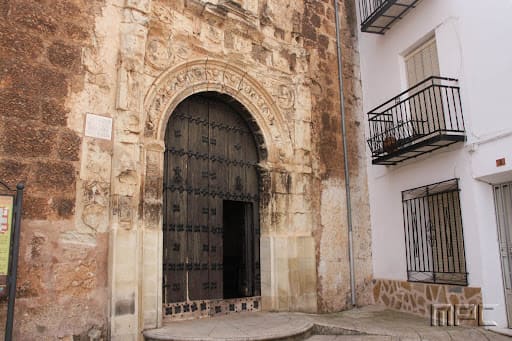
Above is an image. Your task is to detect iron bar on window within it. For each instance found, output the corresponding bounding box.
[402,179,468,286]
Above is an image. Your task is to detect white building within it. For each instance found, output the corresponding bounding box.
[357,0,512,328]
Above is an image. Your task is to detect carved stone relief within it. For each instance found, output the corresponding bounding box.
[145,38,172,70]
[126,0,152,14]
[276,84,295,110]
[143,60,293,163]
[152,2,173,24]
[81,181,110,232]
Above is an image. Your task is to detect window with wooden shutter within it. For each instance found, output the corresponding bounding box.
[404,38,445,133]
[405,38,440,87]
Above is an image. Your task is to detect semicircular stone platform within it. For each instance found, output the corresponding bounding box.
[143,312,314,341]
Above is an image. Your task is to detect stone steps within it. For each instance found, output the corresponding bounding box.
[143,313,371,341]
[305,337,391,341]
[143,312,313,341]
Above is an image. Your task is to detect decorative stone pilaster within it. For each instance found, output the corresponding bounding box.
[110,1,152,340]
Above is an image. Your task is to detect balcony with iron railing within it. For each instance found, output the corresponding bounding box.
[359,0,422,34]
[367,76,465,165]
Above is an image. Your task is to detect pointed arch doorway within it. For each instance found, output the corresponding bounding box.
[162,92,261,317]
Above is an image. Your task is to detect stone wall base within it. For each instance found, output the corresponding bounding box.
[372,279,482,324]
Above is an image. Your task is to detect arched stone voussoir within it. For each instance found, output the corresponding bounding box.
[143,58,294,163]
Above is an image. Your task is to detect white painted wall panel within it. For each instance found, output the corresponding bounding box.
[357,0,512,328]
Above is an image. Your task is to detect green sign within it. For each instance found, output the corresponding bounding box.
[0,195,14,276]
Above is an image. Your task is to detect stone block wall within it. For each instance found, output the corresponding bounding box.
[373,279,483,323]
[0,0,109,339]
[303,0,372,311]
[0,0,372,339]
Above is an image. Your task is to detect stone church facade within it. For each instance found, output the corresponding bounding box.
[0,0,372,340]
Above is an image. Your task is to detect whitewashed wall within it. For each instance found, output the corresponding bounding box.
[357,0,512,327]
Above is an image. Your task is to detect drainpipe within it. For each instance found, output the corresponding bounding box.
[333,0,357,307]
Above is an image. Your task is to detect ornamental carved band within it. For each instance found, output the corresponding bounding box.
[143,59,293,162]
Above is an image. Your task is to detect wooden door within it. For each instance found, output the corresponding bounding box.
[163,93,260,304]
[494,183,512,327]
[405,38,444,134]
[163,110,188,303]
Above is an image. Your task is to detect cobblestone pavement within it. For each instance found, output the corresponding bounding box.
[144,305,510,340]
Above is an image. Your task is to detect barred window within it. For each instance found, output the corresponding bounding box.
[402,179,467,286]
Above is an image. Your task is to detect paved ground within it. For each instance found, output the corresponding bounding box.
[306,305,510,340]
[144,305,511,340]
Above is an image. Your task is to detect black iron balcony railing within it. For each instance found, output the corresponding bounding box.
[359,0,422,34]
[367,76,465,165]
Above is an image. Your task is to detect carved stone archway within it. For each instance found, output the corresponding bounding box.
[143,59,293,163]
[139,59,295,328]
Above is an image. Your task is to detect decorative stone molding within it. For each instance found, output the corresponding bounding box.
[217,0,258,26]
[143,58,293,163]
[126,0,152,14]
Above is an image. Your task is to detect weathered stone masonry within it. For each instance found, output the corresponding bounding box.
[0,0,108,340]
[303,0,372,312]
[0,0,372,340]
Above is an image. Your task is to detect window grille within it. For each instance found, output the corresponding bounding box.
[402,179,468,286]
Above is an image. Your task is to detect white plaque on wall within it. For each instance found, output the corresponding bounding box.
[85,113,112,140]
